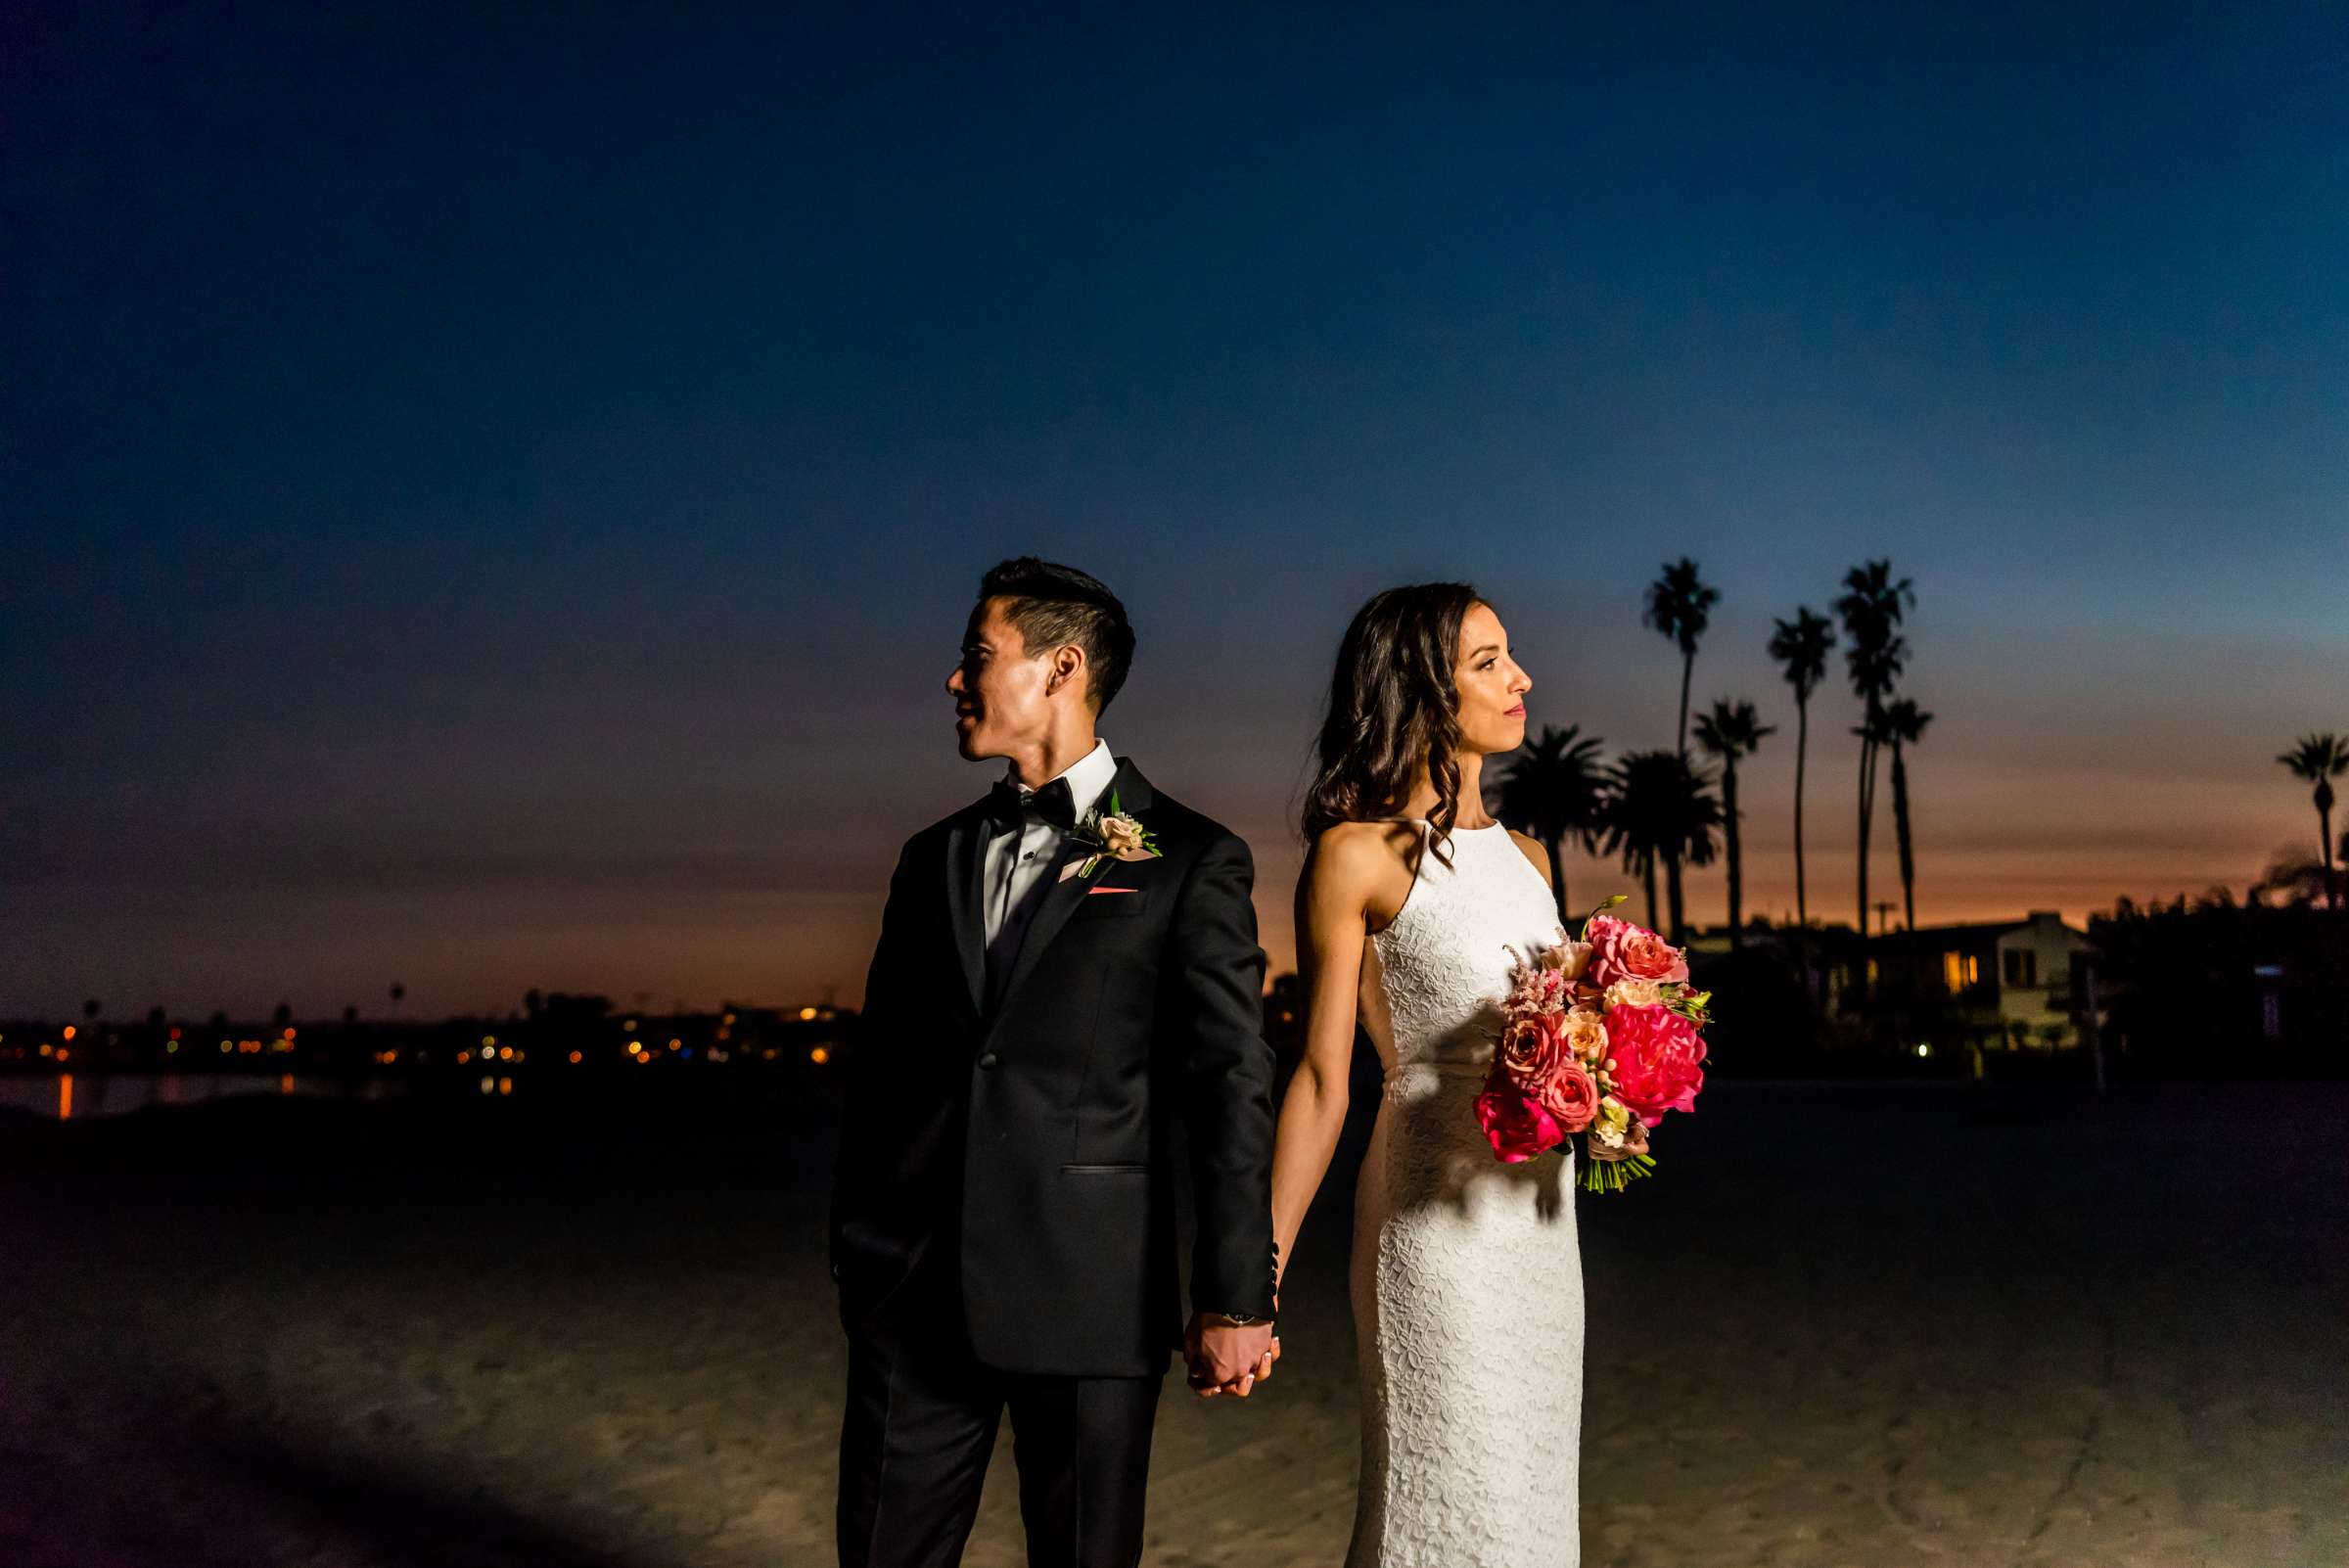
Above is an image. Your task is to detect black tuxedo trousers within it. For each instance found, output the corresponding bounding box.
[830,760,1279,1568]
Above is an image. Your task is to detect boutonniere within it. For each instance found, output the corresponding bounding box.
[1067,790,1162,879]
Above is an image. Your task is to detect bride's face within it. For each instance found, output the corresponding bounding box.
[1453,602,1531,756]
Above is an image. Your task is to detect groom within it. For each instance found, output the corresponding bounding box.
[831,557,1281,1568]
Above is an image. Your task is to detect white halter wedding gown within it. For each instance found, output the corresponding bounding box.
[1348,821,1586,1568]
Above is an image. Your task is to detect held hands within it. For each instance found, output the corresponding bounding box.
[1183,1310,1280,1399]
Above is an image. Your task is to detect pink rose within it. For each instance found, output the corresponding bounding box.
[1603,1003,1707,1128]
[1497,1013,1569,1089]
[1536,1057,1600,1133]
[1585,913,1689,989]
[1475,1078,1563,1164]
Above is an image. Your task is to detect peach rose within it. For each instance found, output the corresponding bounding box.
[1602,978,1664,1011]
[1585,913,1690,989]
[1560,1006,1608,1064]
[1543,940,1594,983]
[1537,1057,1600,1133]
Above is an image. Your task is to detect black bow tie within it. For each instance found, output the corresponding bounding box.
[986,775,1077,834]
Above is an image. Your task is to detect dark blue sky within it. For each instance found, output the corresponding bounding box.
[7,2,2345,1018]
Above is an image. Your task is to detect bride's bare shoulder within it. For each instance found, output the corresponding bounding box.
[1304,820,1422,914]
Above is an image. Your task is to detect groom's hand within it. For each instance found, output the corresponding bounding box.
[1185,1313,1277,1398]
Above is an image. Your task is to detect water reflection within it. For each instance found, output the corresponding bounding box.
[0,1075,410,1121]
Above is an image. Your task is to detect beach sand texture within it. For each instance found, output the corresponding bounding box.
[1,1079,2343,1567]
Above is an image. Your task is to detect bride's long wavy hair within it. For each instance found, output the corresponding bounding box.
[1301,582,1485,866]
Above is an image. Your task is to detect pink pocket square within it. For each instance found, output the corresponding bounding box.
[1086,886,1140,896]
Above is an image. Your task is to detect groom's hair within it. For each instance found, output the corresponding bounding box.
[978,557,1135,714]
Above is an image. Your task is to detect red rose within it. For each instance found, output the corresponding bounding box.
[1586,913,1690,989]
[1475,1079,1563,1164]
[1603,1003,1706,1128]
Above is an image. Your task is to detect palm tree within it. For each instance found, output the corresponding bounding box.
[1832,561,1915,945]
[2277,733,2348,909]
[1490,723,1608,923]
[1693,700,1775,946]
[1599,750,1723,943]
[1767,608,1835,929]
[1880,697,1933,934]
[1642,558,1720,757]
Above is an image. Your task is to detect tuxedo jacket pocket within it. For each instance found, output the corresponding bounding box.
[1069,889,1151,918]
[1061,1163,1150,1175]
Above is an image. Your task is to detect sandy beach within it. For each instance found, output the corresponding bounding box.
[2,1077,2343,1567]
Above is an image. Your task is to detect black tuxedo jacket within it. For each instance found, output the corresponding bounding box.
[829,757,1279,1377]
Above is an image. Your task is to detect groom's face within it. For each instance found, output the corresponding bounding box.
[947,599,1055,761]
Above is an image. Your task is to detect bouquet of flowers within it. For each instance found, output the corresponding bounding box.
[1473,897,1711,1193]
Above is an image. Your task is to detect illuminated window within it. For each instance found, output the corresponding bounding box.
[1942,952,1964,992]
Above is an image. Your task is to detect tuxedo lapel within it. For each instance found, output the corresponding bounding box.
[944,808,989,1016]
[988,760,1157,1019]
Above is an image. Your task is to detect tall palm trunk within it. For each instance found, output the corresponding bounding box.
[1665,851,1686,945]
[1723,758,1744,946]
[1677,655,1693,757]
[1892,738,1916,933]
[1543,832,1569,924]
[2320,787,2338,911]
[1640,853,1661,934]
[1856,727,1874,939]
[1792,695,1810,928]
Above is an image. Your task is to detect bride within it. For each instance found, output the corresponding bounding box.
[1269,583,1584,1568]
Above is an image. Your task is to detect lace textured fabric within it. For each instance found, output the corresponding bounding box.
[1348,823,1585,1568]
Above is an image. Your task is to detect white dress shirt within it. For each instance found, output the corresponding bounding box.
[983,738,1119,964]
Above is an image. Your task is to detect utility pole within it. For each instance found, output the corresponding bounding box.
[1873,900,1895,936]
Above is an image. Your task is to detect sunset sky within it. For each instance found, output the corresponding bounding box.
[7,3,2345,1020]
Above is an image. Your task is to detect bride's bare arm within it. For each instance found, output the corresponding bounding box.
[1269,825,1391,1289]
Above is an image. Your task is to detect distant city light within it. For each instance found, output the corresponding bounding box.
[497,1045,513,1061]
[483,1035,496,1048]
[497,1077,512,1096]
[668,1038,681,1050]
[479,1077,495,1094]
[810,1046,830,1065]
[220,1040,233,1053]
[568,1049,582,1064]
[38,1043,52,1058]
[799,1007,817,1021]
[282,1027,297,1040]
[164,1039,179,1053]
[62,1026,75,1041]
[622,1018,638,1032]
[54,1047,69,1064]
[458,1050,473,1064]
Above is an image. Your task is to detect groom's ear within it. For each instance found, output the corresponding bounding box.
[1044,641,1091,707]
